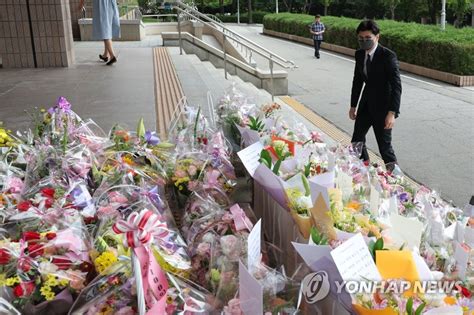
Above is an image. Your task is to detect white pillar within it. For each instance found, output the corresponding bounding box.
[237,0,240,24]
[276,0,279,14]
[441,0,446,30]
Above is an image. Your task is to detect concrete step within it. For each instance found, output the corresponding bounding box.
[176,53,273,109]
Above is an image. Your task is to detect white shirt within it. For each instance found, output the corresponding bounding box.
[364,42,378,76]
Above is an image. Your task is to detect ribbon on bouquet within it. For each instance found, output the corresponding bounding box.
[229,204,253,232]
[113,209,169,315]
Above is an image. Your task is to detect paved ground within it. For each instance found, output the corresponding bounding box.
[227,24,474,206]
[0,37,160,133]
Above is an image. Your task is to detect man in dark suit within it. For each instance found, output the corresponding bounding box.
[349,20,402,172]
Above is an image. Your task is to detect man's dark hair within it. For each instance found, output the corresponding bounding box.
[315,15,321,19]
[356,20,380,35]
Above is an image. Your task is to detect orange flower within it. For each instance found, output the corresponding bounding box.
[346,201,362,211]
[444,296,457,305]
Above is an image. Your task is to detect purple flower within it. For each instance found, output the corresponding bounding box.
[399,192,411,203]
[56,96,71,112]
[145,131,160,145]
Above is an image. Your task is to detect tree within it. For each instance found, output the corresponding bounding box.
[248,0,253,23]
[383,0,401,19]
[426,0,441,23]
[321,0,334,15]
[448,0,473,26]
[219,0,225,14]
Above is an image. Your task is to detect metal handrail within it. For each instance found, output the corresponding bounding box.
[175,8,283,101]
[174,1,297,69]
[175,8,288,69]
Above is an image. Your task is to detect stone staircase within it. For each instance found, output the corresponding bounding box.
[168,47,273,114]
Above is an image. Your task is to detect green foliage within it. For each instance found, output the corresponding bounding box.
[310,227,329,245]
[406,297,426,315]
[368,237,387,262]
[259,149,286,175]
[216,11,271,24]
[247,116,265,132]
[263,13,474,75]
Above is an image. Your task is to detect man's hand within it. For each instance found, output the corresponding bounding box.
[349,107,357,120]
[385,112,395,129]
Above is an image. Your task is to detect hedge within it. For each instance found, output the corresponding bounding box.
[263,13,474,75]
[216,11,270,24]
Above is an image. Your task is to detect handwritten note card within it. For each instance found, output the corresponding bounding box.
[237,142,264,177]
[247,219,261,272]
[330,233,382,282]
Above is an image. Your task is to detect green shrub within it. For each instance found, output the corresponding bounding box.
[216,11,271,24]
[263,13,474,75]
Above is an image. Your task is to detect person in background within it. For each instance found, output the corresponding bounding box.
[78,0,121,65]
[309,15,325,59]
[349,20,402,172]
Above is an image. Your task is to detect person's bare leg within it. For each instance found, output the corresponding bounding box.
[105,39,115,59]
[102,40,109,58]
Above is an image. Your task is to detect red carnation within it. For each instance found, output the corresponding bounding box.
[52,257,72,270]
[41,187,55,198]
[45,232,56,240]
[18,259,31,272]
[0,249,11,265]
[27,243,44,258]
[17,201,32,212]
[460,286,472,298]
[12,281,35,297]
[44,198,54,208]
[22,231,41,241]
[83,216,97,225]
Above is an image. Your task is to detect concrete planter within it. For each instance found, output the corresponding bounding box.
[78,18,145,41]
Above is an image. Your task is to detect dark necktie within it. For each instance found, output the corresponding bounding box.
[366,55,372,77]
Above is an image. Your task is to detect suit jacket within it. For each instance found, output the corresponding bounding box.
[350,44,402,119]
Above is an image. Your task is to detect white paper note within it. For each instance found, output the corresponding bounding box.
[369,185,381,215]
[430,219,445,246]
[292,242,332,268]
[239,261,263,315]
[336,171,353,200]
[464,227,474,248]
[388,213,424,250]
[330,233,382,282]
[237,142,264,177]
[454,222,465,244]
[412,252,434,281]
[454,242,469,279]
[247,219,262,272]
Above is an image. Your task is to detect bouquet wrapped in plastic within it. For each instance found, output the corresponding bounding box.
[0,213,93,314]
